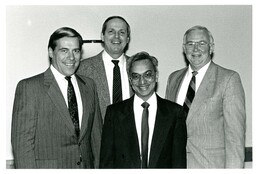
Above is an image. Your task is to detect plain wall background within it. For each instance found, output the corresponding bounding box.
[6,5,252,161]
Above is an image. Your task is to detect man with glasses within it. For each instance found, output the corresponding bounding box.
[100,51,187,168]
[165,25,246,168]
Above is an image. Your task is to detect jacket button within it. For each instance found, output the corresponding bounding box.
[77,161,80,165]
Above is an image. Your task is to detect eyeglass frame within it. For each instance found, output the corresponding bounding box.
[183,40,212,50]
[129,70,156,82]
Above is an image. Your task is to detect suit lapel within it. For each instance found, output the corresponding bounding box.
[172,69,187,102]
[124,55,134,97]
[119,96,141,165]
[94,52,111,105]
[75,75,89,141]
[149,95,172,168]
[186,62,217,124]
[44,68,75,134]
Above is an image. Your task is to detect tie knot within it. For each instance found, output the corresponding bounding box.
[65,76,71,82]
[192,71,198,76]
[141,102,150,109]
[112,60,119,66]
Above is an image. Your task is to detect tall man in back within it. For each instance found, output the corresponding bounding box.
[77,16,132,121]
[165,25,246,168]
[11,27,102,168]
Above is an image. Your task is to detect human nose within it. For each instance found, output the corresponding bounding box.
[193,42,199,51]
[138,75,145,85]
[114,31,120,38]
[68,51,75,60]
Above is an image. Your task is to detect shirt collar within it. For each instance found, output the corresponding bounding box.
[50,65,75,81]
[188,60,211,76]
[134,92,157,107]
[103,50,125,65]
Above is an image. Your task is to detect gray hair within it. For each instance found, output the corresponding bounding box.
[127,51,158,75]
[183,25,214,45]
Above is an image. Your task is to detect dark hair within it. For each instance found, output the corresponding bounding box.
[48,27,83,50]
[101,16,131,38]
[127,51,158,75]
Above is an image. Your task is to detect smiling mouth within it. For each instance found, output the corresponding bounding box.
[192,54,201,58]
[65,63,75,67]
[112,40,121,44]
[139,86,148,90]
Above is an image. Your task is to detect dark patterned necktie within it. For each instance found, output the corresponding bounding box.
[141,102,150,168]
[112,60,122,104]
[65,76,80,137]
[183,71,198,117]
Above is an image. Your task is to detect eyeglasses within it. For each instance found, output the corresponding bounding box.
[130,70,155,82]
[184,41,209,50]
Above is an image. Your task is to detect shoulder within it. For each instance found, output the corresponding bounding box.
[106,97,133,112]
[168,67,187,78]
[110,97,132,108]
[14,72,45,98]
[212,62,241,81]
[157,95,185,119]
[157,95,182,109]
[80,52,103,65]
[213,62,236,73]
[77,52,103,74]
[76,74,96,87]
[17,72,44,86]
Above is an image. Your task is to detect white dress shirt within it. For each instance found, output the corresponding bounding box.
[102,50,130,104]
[176,61,211,105]
[50,65,83,128]
[133,93,157,161]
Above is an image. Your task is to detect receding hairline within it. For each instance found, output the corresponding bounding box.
[183,26,214,44]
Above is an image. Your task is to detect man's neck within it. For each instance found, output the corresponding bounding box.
[104,50,123,59]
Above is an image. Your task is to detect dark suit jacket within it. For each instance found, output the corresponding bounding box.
[165,62,246,168]
[11,68,102,168]
[100,94,187,168]
[77,51,132,121]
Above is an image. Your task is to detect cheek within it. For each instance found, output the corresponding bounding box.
[75,55,81,61]
[123,37,129,44]
[202,49,210,54]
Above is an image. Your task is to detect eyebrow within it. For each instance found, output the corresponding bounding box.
[131,70,153,74]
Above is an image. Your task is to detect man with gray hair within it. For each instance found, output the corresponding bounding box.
[165,25,246,168]
[100,51,187,168]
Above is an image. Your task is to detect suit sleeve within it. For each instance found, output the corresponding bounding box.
[91,82,103,168]
[11,80,37,168]
[223,72,246,168]
[99,106,114,168]
[172,107,187,168]
[165,74,172,100]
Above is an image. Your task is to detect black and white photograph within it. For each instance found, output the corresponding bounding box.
[1,0,254,173]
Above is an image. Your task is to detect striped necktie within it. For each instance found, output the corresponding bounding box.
[183,71,198,117]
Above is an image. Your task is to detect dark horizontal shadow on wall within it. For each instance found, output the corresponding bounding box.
[83,40,103,44]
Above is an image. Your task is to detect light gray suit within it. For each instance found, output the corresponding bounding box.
[11,68,102,168]
[77,51,132,121]
[165,61,246,168]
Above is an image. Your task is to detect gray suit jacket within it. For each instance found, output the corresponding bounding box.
[165,61,246,168]
[77,51,132,121]
[11,68,102,168]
